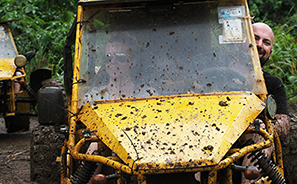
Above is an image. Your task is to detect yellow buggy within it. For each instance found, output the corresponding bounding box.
[0,20,54,133]
[31,0,287,183]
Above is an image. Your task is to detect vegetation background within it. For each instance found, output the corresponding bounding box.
[0,0,296,101]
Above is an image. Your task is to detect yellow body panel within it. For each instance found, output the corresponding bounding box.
[79,92,265,171]
[0,58,16,80]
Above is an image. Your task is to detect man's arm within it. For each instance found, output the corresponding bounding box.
[264,72,290,141]
[274,114,290,141]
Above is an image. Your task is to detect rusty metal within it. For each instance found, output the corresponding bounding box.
[137,175,147,184]
[208,170,217,184]
[249,150,286,184]
[225,167,233,184]
[91,174,108,184]
[72,137,133,174]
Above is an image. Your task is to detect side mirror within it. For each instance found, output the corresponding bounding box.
[24,51,36,61]
[266,94,277,120]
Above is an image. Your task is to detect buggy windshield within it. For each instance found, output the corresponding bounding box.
[0,24,17,58]
[77,1,265,107]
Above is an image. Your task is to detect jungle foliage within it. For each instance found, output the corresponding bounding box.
[249,0,297,101]
[0,0,296,101]
[0,0,77,81]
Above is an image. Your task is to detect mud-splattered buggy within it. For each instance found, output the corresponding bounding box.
[31,0,288,183]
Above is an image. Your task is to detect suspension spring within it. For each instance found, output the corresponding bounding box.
[22,83,37,100]
[70,160,97,184]
[248,150,286,184]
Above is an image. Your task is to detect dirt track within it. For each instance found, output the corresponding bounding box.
[0,103,296,184]
[0,117,38,184]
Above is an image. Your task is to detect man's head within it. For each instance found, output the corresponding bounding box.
[252,22,274,66]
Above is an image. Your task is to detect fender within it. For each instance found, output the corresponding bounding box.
[29,68,52,93]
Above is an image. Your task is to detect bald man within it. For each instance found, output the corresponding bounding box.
[241,23,290,184]
[253,22,290,141]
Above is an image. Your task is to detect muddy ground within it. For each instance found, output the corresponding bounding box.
[0,117,38,184]
[0,104,296,184]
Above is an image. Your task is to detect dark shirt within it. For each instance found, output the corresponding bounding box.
[263,71,289,115]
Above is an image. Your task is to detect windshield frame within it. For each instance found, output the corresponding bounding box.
[73,0,267,108]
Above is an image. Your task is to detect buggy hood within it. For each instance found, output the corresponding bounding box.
[78,92,265,171]
[0,58,16,80]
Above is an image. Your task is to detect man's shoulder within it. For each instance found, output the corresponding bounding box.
[263,71,288,115]
[263,71,277,78]
[263,71,283,85]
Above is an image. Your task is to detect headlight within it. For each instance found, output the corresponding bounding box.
[266,94,277,119]
[14,55,27,67]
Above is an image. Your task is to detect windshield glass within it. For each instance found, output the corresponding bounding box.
[0,24,17,58]
[78,1,263,107]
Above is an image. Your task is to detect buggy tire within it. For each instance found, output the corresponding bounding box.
[40,78,67,110]
[30,125,65,184]
[5,115,30,133]
[38,78,68,125]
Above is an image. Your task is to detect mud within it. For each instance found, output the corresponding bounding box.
[282,102,297,184]
[0,103,296,184]
[0,117,38,184]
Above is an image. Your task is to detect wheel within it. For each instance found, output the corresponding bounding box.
[40,78,67,111]
[30,125,65,183]
[31,78,67,183]
[5,115,30,133]
[31,78,68,183]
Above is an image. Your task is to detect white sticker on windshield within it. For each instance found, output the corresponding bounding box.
[218,6,245,44]
[220,19,243,43]
[218,6,245,18]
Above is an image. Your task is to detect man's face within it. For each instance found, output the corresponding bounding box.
[252,23,274,66]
